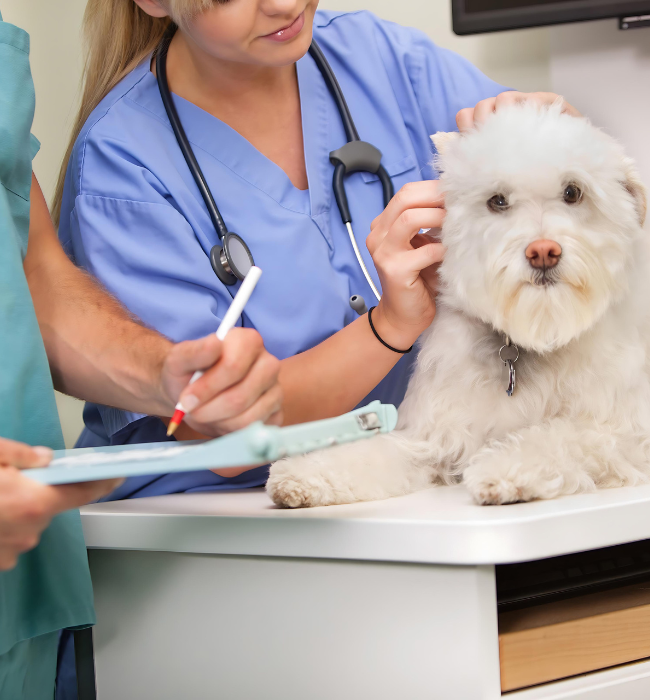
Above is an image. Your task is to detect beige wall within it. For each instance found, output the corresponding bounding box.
[3,0,551,447]
[550,19,650,187]
[321,0,551,92]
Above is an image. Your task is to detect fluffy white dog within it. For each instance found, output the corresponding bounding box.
[267,102,649,508]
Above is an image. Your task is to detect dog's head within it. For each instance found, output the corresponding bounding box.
[432,102,647,353]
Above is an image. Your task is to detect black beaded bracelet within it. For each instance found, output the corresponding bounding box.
[367,307,413,354]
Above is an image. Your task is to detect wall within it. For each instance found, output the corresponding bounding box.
[0,0,553,446]
[321,0,551,91]
[549,19,650,187]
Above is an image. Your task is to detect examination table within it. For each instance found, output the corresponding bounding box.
[80,484,650,699]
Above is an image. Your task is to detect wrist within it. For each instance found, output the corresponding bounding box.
[371,304,425,351]
[135,334,175,416]
[153,340,177,415]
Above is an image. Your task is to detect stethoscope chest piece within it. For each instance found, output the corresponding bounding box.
[210,233,255,286]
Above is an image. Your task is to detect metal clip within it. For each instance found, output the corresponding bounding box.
[357,412,382,431]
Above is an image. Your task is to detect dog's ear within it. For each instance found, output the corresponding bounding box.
[431,131,460,160]
[623,158,647,226]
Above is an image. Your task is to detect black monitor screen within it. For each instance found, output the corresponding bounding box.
[453,0,650,34]
[466,0,572,10]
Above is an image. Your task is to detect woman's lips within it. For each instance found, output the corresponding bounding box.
[261,12,305,42]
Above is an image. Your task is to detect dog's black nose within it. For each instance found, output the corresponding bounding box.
[526,239,562,269]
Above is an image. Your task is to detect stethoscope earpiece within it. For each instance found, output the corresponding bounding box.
[349,295,368,316]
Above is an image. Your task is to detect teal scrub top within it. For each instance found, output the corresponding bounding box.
[0,11,95,656]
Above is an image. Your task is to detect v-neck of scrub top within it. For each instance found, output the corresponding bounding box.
[135,52,336,242]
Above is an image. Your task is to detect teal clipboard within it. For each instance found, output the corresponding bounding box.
[24,401,398,486]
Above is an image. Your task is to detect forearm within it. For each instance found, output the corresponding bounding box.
[279,309,407,425]
[33,267,173,415]
[25,176,174,416]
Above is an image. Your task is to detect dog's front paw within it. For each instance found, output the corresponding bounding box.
[266,455,341,508]
[463,445,544,506]
[463,462,526,505]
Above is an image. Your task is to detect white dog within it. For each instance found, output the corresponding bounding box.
[267,102,649,508]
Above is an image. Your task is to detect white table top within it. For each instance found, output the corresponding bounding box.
[81,483,650,566]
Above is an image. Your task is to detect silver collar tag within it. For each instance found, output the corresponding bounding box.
[499,338,519,397]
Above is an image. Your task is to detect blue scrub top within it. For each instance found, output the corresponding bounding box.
[58,10,505,500]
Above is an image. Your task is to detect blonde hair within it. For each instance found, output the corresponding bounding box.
[52,0,212,226]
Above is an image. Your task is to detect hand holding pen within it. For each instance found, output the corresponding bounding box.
[165,267,281,436]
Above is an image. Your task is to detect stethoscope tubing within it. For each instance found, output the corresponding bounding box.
[308,41,394,213]
[308,41,360,142]
[156,28,230,242]
[155,24,393,303]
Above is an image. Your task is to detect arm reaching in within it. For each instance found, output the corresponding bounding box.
[24,175,282,437]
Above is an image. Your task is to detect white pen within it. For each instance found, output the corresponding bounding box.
[166,266,262,436]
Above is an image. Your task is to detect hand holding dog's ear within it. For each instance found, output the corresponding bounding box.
[456,91,581,133]
[366,180,446,350]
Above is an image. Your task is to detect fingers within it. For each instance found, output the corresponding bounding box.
[472,96,499,128]
[199,384,284,435]
[379,242,446,288]
[170,327,284,439]
[0,437,52,469]
[166,334,223,379]
[458,94,510,131]
[188,350,281,426]
[456,92,582,133]
[46,479,124,513]
[512,91,574,113]
[265,408,284,427]
[406,241,446,271]
[0,469,56,570]
[377,208,445,255]
[368,181,444,252]
[179,329,264,412]
[0,470,122,572]
[455,106,473,132]
[0,549,21,571]
[411,231,441,248]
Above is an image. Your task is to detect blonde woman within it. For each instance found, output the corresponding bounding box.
[55,3,578,490]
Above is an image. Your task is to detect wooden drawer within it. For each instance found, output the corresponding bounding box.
[499,581,650,692]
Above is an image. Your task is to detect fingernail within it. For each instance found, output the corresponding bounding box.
[33,446,53,465]
[180,395,200,413]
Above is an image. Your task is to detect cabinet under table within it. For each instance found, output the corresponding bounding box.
[81,484,650,699]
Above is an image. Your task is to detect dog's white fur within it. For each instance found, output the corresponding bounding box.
[267,102,650,508]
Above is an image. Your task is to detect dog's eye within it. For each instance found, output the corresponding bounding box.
[563,183,582,204]
[487,194,510,212]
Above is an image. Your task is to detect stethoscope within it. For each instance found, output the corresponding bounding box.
[156,25,394,314]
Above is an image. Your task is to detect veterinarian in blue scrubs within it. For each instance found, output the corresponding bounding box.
[56,2,507,502]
